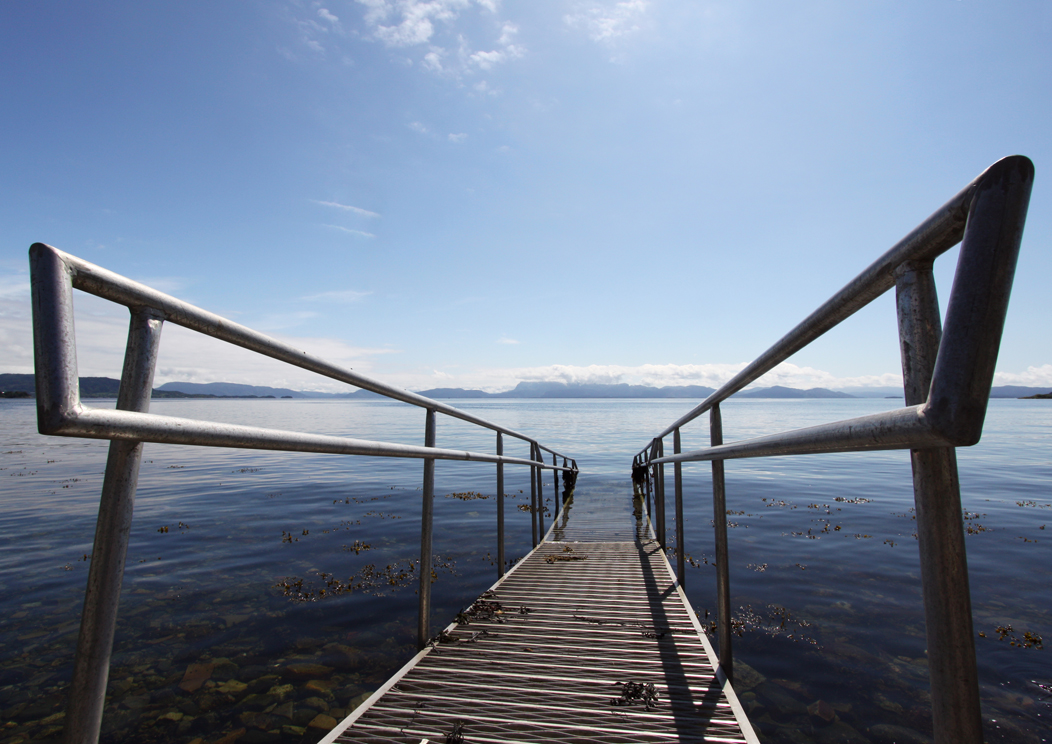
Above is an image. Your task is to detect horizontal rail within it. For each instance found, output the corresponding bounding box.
[54,406,575,468]
[640,155,1034,454]
[649,405,936,463]
[31,243,572,461]
[30,243,574,464]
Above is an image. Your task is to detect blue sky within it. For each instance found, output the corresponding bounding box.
[1,1,1050,393]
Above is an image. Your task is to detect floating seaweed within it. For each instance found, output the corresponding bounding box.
[610,681,659,710]
[445,491,490,501]
[979,625,1044,649]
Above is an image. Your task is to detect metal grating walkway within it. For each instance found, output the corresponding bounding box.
[322,488,758,744]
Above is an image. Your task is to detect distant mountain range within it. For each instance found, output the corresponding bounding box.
[413,382,852,399]
[3,374,1049,400]
[418,382,721,398]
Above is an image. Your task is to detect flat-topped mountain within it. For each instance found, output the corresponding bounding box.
[736,385,854,399]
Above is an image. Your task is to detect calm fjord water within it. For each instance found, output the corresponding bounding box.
[0,397,1048,743]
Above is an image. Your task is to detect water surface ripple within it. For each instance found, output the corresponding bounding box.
[0,398,1048,743]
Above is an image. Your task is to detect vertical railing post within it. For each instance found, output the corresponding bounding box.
[553,451,559,512]
[64,308,164,744]
[674,427,685,587]
[496,432,505,578]
[646,443,654,520]
[710,403,732,685]
[656,438,666,549]
[896,260,981,744]
[536,446,545,539]
[417,408,437,650]
[530,443,538,547]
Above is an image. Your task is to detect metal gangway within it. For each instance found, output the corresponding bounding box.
[320,486,759,744]
[633,155,1033,744]
[28,242,576,744]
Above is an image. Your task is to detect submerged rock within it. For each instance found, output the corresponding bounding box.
[272,701,295,719]
[308,712,338,730]
[349,691,372,710]
[284,662,334,680]
[266,683,295,701]
[733,661,766,692]
[302,695,330,711]
[179,662,214,693]
[321,643,362,669]
[756,681,808,720]
[216,679,249,695]
[212,658,240,681]
[246,674,281,695]
[808,699,837,723]
[304,678,338,697]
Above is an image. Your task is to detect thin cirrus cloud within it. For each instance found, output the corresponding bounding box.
[496,336,519,345]
[321,224,377,239]
[312,200,381,218]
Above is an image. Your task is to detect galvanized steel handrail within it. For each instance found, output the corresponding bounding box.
[28,243,578,744]
[634,155,1034,744]
[651,158,1024,448]
[30,244,573,462]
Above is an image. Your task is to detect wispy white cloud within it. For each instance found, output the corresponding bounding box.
[321,224,376,238]
[318,7,341,29]
[422,48,445,71]
[312,200,381,218]
[354,1,524,77]
[357,0,480,47]
[993,365,1052,388]
[409,121,430,134]
[467,22,523,69]
[289,8,341,55]
[301,289,373,304]
[496,336,518,345]
[448,132,467,143]
[469,50,504,69]
[565,0,649,43]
